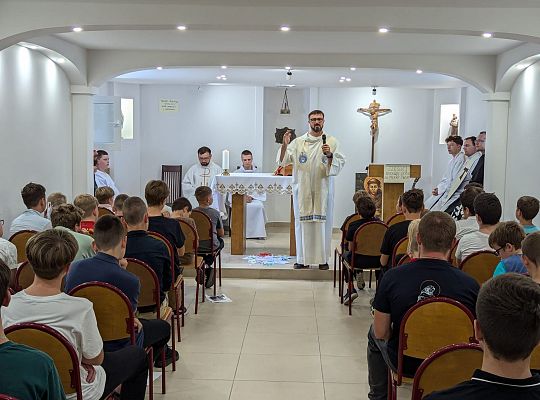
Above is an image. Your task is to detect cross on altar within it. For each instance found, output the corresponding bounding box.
[358,99,392,163]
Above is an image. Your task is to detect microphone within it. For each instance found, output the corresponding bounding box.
[322,134,326,144]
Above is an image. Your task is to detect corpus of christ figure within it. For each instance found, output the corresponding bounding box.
[357,99,392,163]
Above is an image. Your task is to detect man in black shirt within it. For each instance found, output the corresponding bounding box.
[123,196,171,305]
[470,131,485,186]
[425,273,540,400]
[380,189,424,270]
[367,211,480,400]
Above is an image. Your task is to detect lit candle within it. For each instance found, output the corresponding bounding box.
[222,149,229,170]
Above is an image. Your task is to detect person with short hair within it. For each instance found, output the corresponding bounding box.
[94,150,120,196]
[342,196,381,305]
[95,186,115,213]
[517,196,540,234]
[340,190,369,234]
[2,229,149,400]
[171,197,197,266]
[489,221,527,277]
[522,232,540,284]
[0,259,66,400]
[455,186,484,240]
[182,146,223,208]
[51,204,95,261]
[47,192,68,215]
[73,194,99,235]
[123,196,171,305]
[425,136,465,210]
[425,273,540,400]
[470,131,486,185]
[113,193,129,217]
[9,182,52,236]
[456,192,502,263]
[64,215,177,368]
[380,189,424,269]
[367,211,480,400]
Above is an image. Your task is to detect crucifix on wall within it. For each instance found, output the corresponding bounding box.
[357,99,392,163]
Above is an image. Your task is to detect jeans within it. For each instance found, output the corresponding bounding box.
[100,345,148,400]
[367,325,396,400]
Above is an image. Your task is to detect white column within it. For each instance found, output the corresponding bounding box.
[71,85,98,197]
[482,92,510,211]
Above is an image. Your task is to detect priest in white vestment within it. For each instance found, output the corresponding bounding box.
[182,146,223,209]
[236,150,267,239]
[433,137,482,213]
[94,150,120,196]
[280,110,346,269]
[425,136,465,210]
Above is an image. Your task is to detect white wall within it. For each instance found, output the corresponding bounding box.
[505,62,540,223]
[0,45,72,237]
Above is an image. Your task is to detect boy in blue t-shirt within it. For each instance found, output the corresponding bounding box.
[490,221,527,277]
[516,196,540,234]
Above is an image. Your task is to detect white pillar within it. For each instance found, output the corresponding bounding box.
[71,85,98,197]
[482,92,510,211]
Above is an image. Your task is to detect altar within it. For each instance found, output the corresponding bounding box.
[214,173,295,255]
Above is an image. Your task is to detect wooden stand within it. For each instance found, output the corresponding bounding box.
[368,164,421,222]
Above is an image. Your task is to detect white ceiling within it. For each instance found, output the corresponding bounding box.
[113,67,466,88]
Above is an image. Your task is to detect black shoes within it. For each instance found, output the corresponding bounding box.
[294,263,309,269]
[318,263,329,270]
[154,346,180,368]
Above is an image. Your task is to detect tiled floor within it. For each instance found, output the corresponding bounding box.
[151,278,412,400]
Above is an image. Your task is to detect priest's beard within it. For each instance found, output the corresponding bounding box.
[312,125,322,133]
[200,161,210,166]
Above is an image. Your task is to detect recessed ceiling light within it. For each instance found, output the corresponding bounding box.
[482,32,493,38]
[72,27,83,32]
[177,25,187,31]
[350,67,356,71]
[156,66,163,70]
[222,77,227,81]
[285,66,292,70]
[416,69,423,74]
[346,78,351,82]
[280,26,291,32]
[221,65,227,69]
[516,64,528,70]
[340,76,346,80]
[55,58,66,64]
[216,76,222,79]
[339,79,345,83]
[378,27,389,33]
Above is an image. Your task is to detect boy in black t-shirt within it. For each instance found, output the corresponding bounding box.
[379,189,424,270]
[367,211,480,400]
[343,196,380,305]
[425,274,540,400]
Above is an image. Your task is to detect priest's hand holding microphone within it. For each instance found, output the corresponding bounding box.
[322,134,333,160]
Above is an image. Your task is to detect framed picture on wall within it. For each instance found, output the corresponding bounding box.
[439,104,460,144]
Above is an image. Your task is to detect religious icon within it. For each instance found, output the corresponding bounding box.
[358,99,392,163]
[364,176,384,217]
[275,127,296,144]
[448,114,459,137]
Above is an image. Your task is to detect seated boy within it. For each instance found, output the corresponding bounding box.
[340,190,369,236]
[171,197,197,266]
[51,204,95,261]
[64,215,177,368]
[2,229,148,400]
[0,259,66,400]
[455,186,483,240]
[522,232,540,284]
[516,195,540,234]
[113,193,129,217]
[343,196,380,305]
[73,194,99,235]
[95,187,115,213]
[194,186,224,288]
[490,221,527,277]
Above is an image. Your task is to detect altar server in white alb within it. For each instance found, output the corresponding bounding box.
[280,110,346,269]
[236,150,267,239]
[425,135,465,210]
[183,146,223,208]
[94,150,120,196]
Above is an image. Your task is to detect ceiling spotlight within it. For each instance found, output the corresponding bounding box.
[285,66,291,70]
[72,27,83,32]
[516,64,528,70]
[378,27,389,33]
[177,25,187,31]
[339,79,345,83]
[372,87,377,95]
[482,32,493,38]
[221,65,227,69]
[55,58,66,64]
[222,77,227,81]
[340,76,346,80]
[280,26,291,32]
[350,67,356,71]
[346,78,351,82]
[416,69,423,74]
[216,76,222,79]
[156,66,163,70]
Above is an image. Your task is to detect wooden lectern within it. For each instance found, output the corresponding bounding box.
[368,164,421,222]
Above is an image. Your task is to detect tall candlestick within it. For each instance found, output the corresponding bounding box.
[222,149,230,171]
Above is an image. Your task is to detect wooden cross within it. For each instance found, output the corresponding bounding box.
[358,99,392,163]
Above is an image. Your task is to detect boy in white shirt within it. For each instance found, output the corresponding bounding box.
[455,186,483,240]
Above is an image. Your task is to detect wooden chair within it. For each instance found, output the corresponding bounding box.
[530,344,540,371]
[391,237,409,267]
[448,240,459,266]
[177,219,205,314]
[147,231,183,341]
[397,254,411,266]
[389,297,476,400]
[8,230,37,263]
[5,322,83,400]
[334,214,362,296]
[191,209,223,297]
[161,165,182,204]
[459,250,499,285]
[386,213,405,227]
[14,261,34,292]
[341,221,388,315]
[68,281,155,400]
[411,343,483,400]
[97,207,114,218]
[126,258,175,392]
